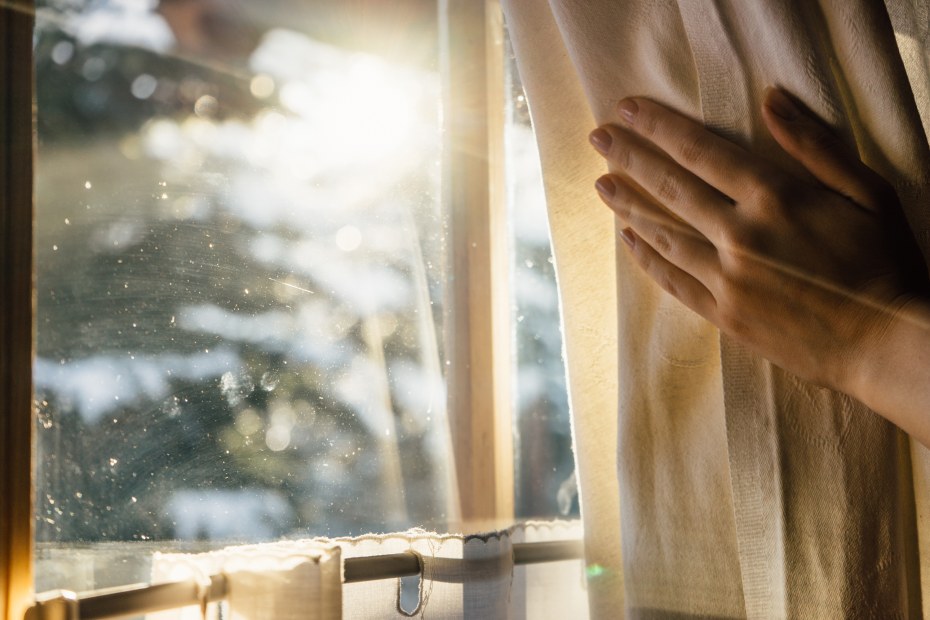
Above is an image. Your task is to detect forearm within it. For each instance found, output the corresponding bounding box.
[854,298,930,446]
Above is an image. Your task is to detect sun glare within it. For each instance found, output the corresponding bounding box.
[278,57,425,171]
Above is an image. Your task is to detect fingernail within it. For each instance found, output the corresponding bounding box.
[595,176,616,198]
[766,88,800,121]
[620,228,636,249]
[618,99,639,125]
[589,128,612,154]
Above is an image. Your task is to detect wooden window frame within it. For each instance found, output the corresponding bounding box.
[441,0,514,530]
[2,0,514,615]
[2,2,37,619]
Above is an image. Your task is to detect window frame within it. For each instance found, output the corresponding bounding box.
[441,0,514,529]
[2,0,515,614]
[1,2,37,619]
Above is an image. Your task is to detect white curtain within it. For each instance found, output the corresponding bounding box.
[150,542,343,620]
[502,0,930,618]
[148,521,587,619]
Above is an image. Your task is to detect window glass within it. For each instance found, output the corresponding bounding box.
[33,0,452,592]
[505,32,578,520]
[32,1,578,595]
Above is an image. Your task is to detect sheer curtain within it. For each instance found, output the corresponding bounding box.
[147,521,587,619]
[502,0,930,618]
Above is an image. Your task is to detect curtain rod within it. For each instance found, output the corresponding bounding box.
[27,539,585,620]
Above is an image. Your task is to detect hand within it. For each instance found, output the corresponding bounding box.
[588,88,930,405]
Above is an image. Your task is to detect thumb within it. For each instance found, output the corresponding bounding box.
[761,87,893,211]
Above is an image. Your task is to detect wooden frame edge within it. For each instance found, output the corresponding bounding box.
[1,3,36,619]
[441,0,514,529]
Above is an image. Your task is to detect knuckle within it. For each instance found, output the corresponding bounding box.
[718,308,747,336]
[651,224,673,255]
[748,174,791,212]
[613,143,634,171]
[639,111,660,139]
[720,224,761,256]
[714,291,748,334]
[679,134,711,167]
[654,173,681,204]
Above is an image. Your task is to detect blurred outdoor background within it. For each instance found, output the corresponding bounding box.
[33,0,575,592]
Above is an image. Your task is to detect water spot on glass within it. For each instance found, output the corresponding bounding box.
[250,74,275,99]
[220,371,254,406]
[260,371,279,392]
[265,425,290,451]
[194,95,219,118]
[130,74,158,100]
[51,40,74,65]
[81,57,106,81]
[335,225,362,252]
[235,409,262,436]
[162,396,181,419]
[557,470,578,516]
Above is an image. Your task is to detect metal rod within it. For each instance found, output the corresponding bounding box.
[28,539,585,620]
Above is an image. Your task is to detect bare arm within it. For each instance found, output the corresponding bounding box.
[588,88,930,445]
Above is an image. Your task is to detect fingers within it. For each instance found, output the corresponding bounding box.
[613,97,785,202]
[761,87,894,211]
[589,124,733,243]
[620,228,718,320]
[595,173,719,284]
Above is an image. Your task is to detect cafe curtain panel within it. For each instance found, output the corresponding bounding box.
[502,0,930,617]
[147,521,587,619]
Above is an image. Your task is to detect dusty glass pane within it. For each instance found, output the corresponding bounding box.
[33,0,450,592]
[504,32,577,520]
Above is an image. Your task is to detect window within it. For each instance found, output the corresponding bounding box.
[2,0,576,614]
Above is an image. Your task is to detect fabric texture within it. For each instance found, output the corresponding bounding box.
[502,0,930,618]
[150,541,343,620]
[148,521,587,619]
[339,520,586,619]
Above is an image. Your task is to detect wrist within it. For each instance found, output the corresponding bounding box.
[850,296,930,438]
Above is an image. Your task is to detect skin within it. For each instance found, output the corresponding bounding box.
[588,87,930,446]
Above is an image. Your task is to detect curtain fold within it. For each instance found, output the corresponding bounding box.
[502,0,930,617]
